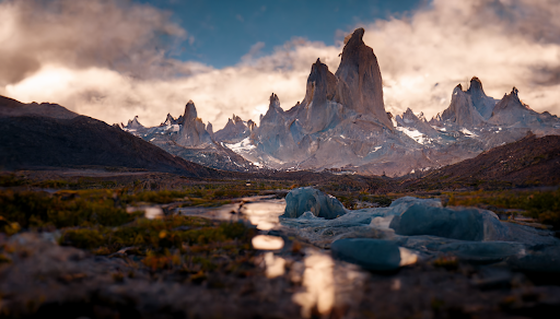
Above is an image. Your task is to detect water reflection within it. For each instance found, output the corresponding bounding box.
[293,250,335,317]
[252,235,284,250]
[263,252,286,278]
[126,206,163,219]
[239,199,286,230]
[177,196,286,230]
[399,247,419,266]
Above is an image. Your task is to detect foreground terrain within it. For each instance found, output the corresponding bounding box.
[1,170,559,318]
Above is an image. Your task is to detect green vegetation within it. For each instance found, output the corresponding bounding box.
[446,188,560,228]
[0,183,260,280]
[59,215,256,274]
[0,189,139,230]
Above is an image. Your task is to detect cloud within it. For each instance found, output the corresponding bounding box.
[361,0,560,118]
[0,0,340,128]
[2,0,560,131]
[0,0,190,83]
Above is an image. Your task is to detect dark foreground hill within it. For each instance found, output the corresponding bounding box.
[404,133,560,190]
[0,115,220,178]
[0,95,79,120]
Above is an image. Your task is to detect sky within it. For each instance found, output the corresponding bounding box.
[1,0,560,129]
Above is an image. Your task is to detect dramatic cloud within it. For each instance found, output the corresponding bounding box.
[0,0,338,128]
[2,0,560,129]
[363,0,560,118]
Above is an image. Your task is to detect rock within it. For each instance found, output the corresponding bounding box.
[124,115,146,131]
[488,87,538,127]
[335,28,391,128]
[331,238,401,271]
[300,58,341,133]
[440,241,525,264]
[213,114,253,143]
[507,245,560,273]
[282,187,346,219]
[467,77,497,120]
[176,100,213,147]
[387,196,442,216]
[441,84,485,127]
[389,204,486,241]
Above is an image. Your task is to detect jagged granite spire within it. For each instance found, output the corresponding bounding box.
[176,101,212,147]
[488,87,537,126]
[162,113,176,126]
[466,77,496,120]
[441,84,484,127]
[261,93,285,124]
[182,100,197,123]
[335,28,391,128]
[301,58,338,108]
[125,115,145,130]
[300,58,340,132]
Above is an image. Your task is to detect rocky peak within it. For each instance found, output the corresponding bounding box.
[466,77,496,120]
[247,119,256,131]
[213,114,254,144]
[126,115,145,130]
[301,58,338,108]
[182,100,198,123]
[232,114,243,125]
[269,93,281,110]
[261,93,285,125]
[396,108,420,125]
[490,87,532,118]
[334,28,391,128]
[467,77,483,94]
[162,113,176,126]
[453,84,464,95]
[442,83,484,127]
[176,100,211,147]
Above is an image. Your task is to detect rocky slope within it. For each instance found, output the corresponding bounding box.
[403,133,560,189]
[0,97,219,177]
[122,102,256,172]
[0,95,79,120]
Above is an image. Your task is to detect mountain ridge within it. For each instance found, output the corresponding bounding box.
[122,28,560,176]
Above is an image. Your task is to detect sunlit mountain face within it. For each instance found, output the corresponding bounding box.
[3,0,560,132]
[123,28,560,176]
[3,2,560,318]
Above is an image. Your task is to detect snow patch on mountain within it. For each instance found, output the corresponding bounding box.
[396,126,430,145]
[224,137,256,153]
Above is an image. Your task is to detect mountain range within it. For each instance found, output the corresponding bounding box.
[123,28,560,176]
[0,96,219,178]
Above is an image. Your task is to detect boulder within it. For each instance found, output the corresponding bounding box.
[440,241,525,264]
[282,187,346,219]
[389,204,485,241]
[331,238,401,271]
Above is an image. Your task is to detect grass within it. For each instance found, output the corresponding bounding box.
[0,183,260,280]
[446,188,560,228]
[0,189,140,230]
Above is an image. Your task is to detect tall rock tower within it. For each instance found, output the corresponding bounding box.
[335,28,392,128]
